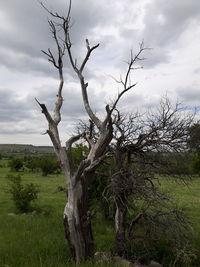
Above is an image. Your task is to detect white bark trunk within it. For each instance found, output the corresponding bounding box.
[63,178,93,262]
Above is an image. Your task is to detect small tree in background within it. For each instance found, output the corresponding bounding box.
[8,158,23,172]
[23,156,61,175]
[7,174,39,212]
[38,157,61,176]
[23,156,40,173]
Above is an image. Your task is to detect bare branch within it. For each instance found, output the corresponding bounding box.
[41,48,59,68]
[110,83,137,113]
[39,1,67,20]
[65,134,83,172]
[42,18,65,125]
[35,98,54,124]
[107,43,147,117]
[80,39,100,73]
[66,134,83,151]
[84,154,106,173]
[41,1,102,129]
[78,74,102,128]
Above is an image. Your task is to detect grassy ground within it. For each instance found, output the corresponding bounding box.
[0,160,116,267]
[1,159,200,266]
[159,177,200,265]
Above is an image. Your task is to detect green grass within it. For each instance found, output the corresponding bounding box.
[0,160,116,267]
[159,177,200,227]
[158,177,200,266]
[1,159,200,266]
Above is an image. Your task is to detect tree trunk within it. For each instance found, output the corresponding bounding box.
[63,178,94,262]
[114,194,127,257]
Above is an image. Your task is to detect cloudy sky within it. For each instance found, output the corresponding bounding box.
[0,0,200,145]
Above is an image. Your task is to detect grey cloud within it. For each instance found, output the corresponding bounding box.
[0,89,35,122]
[0,123,41,135]
[142,0,200,47]
[0,0,123,76]
[136,0,200,66]
[0,83,106,135]
[118,90,161,113]
[194,67,200,75]
[176,85,200,106]
[1,0,200,142]
[34,82,106,119]
[142,48,169,68]
[0,89,46,135]
[1,0,200,75]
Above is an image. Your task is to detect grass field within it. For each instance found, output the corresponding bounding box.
[1,158,200,266]
[0,159,116,267]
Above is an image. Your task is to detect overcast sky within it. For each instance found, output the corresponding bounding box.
[0,0,200,146]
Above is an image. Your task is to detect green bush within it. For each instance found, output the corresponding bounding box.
[8,158,23,172]
[6,174,39,212]
[190,152,200,175]
[23,156,61,176]
[38,157,61,176]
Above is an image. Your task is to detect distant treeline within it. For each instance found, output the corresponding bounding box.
[0,144,54,154]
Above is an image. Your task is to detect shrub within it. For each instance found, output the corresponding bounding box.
[38,157,61,176]
[8,158,23,172]
[23,156,40,172]
[6,174,39,212]
[190,152,200,175]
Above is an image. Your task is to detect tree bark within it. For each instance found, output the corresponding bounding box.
[63,177,94,262]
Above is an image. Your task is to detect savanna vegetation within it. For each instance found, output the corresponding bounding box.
[0,142,200,266]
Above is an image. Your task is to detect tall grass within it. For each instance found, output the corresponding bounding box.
[1,159,200,266]
[0,160,116,267]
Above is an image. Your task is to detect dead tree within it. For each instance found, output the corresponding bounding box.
[109,99,194,258]
[36,1,145,262]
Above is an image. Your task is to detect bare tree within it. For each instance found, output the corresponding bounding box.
[108,99,194,258]
[36,1,145,262]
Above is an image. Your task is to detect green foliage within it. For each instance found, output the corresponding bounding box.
[38,157,61,176]
[23,156,40,172]
[0,154,3,168]
[72,144,88,170]
[166,152,192,175]
[188,123,200,153]
[187,124,200,175]
[6,174,39,212]
[190,152,200,175]
[8,157,23,172]
[88,160,114,219]
[23,156,61,176]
